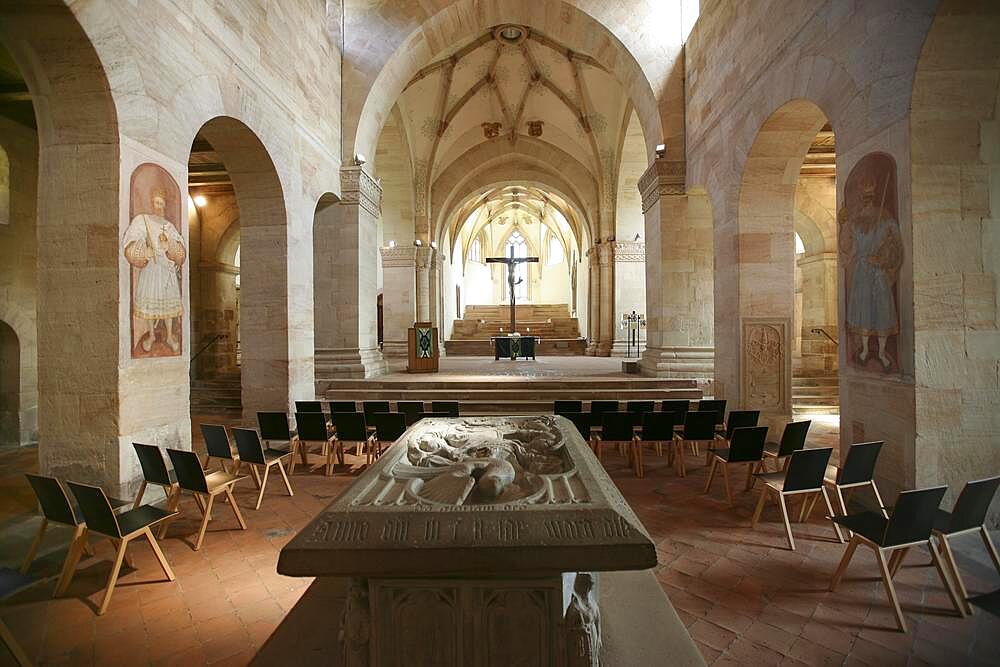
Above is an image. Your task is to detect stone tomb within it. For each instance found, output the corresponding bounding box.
[278,416,699,665]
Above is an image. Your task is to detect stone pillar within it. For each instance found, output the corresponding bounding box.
[610,241,646,357]
[378,245,416,366]
[315,166,387,386]
[586,247,601,355]
[638,159,715,379]
[430,252,445,351]
[414,246,432,322]
[597,244,614,357]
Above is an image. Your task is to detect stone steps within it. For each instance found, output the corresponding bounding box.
[444,338,587,356]
[792,368,839,414]
[190,373,241,416]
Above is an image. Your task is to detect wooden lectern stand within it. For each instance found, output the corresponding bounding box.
[407,322,439,373]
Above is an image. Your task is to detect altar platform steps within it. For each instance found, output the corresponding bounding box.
[444,338,587,356]
[323,377,701,415]
[450,303,583,347]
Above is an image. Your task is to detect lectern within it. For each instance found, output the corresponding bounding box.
[407,321,439,373]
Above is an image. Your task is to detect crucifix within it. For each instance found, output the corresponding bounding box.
[486,244,539,333]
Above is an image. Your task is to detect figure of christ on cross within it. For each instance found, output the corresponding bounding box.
[486,244,539,333]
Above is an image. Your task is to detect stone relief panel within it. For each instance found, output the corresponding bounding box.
[740,318,789,412]
[838,152,902,375]
[124,163,185,358]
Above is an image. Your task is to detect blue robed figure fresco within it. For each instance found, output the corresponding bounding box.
[839,170,902,371]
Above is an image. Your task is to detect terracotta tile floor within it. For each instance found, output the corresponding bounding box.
[2,422,998,666]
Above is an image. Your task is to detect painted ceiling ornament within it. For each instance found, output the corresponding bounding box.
[527,120,544,137]
[482,122,501,139]
[494,24,527,46]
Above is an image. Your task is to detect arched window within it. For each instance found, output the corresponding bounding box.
[234,245,241,289]
[0,146,9,226]
[794,232,805,255]
[469,237,481,263]
[504,230,528,301]
[547,234,564,265]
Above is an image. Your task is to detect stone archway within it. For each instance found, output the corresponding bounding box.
[192,117,290,420]
[729,99,833,434]
[0,320,20,447]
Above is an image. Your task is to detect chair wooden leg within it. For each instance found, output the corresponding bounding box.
[224,486,247,530]
[777,492,795,550]
[276,459,294,496]
[115,539,135,570]
[288,440,298,475]
[54,524,87,597]
[928,537,967,618]
[721,462,733,506]
[744,461,757,491]
[751,487,768,528]
[132,480,147,510]
[889,547,909,577]
[20,518,47,574]
[875,547,907,632]
[938,534,972,615]
[98,539,129,615]
[675,441,686,477]
[194,494,215,551]
[829,535,859,591]
[981,527,1000,574]
[255,465,270,510]
[246,464,261,489]
[870,481,888,518]
[703,457,717,493]
[297,437,308,467]
[144,528,175,581]
[820,487,845,543]
[157,486,181,540]
[0,617,31,667]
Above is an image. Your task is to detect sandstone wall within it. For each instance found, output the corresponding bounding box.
[686,0,938,497]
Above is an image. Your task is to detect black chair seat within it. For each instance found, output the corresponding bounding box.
[710,447,730,459]
[763,442,780,454]
[263,447,291,460]
[115,505,174,536]
[831,511,888,544]
[754,471,788,489]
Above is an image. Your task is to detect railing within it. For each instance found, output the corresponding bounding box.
[190,333,228,372]
[810,327,838,346]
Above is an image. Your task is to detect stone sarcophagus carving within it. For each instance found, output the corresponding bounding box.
[278,415,657,666]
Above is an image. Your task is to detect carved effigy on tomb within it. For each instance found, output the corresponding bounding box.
[278,415,656,666]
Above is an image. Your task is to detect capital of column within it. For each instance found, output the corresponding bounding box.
[638,158,686,213]
[592,243,613,266]
[414,246,434,270]
[611,240,645,263]
[379,245,417,267]
[340,165,382,218]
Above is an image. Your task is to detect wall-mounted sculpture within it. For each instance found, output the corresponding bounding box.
[838,152,902,374]
[124,163,185,358]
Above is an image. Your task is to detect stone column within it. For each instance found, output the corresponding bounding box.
[378,245,416,367]
[429,252,445,351]
[638,159,715,379]
[414,246,433,322]
[586,247,601,355]
[315,166,388,387]
[596,244,614,357]
[610,241,646,356]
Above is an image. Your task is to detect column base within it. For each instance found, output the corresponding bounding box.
[610,339,646,358]
[315,347,388,392]
[596,341,613,357]
[639,345,714,379]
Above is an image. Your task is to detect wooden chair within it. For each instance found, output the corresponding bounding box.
[560,412,593,441]
[21,474,98,596]
[65,481,177,615]
[930,475,1000,615]
[704,426,767,506]
[257,411,305,472]
[672,410,717,475]
[329,400,357,413]
[590,400,619,415]
[166,448,247,549]
[554,400,582,415]
[362,401,390,418]
[762,420,811,472]
[332,412,374,469]
[706,410,760,465]
[132,443,181,539]
[431,401,460,417]
[660,400,690,419]
[295,400,324,414]
[295,411,338,475]
[200,424,236,473]
[396,401,425,423]
[824,440,887,522]
[829,485,965,632]
[592,412,643,477]
[231,428,293,509]
[626,400,655,415]
[697,399,727,429]
[751,447,842,550]
[368,412,407,462]
[637,412,677,463]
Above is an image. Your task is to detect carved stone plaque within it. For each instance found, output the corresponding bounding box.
[740,318,790,413]
[278,415,656,578]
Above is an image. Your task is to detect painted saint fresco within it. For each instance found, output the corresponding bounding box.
[838,152,902,374]
[124,163,185,358]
